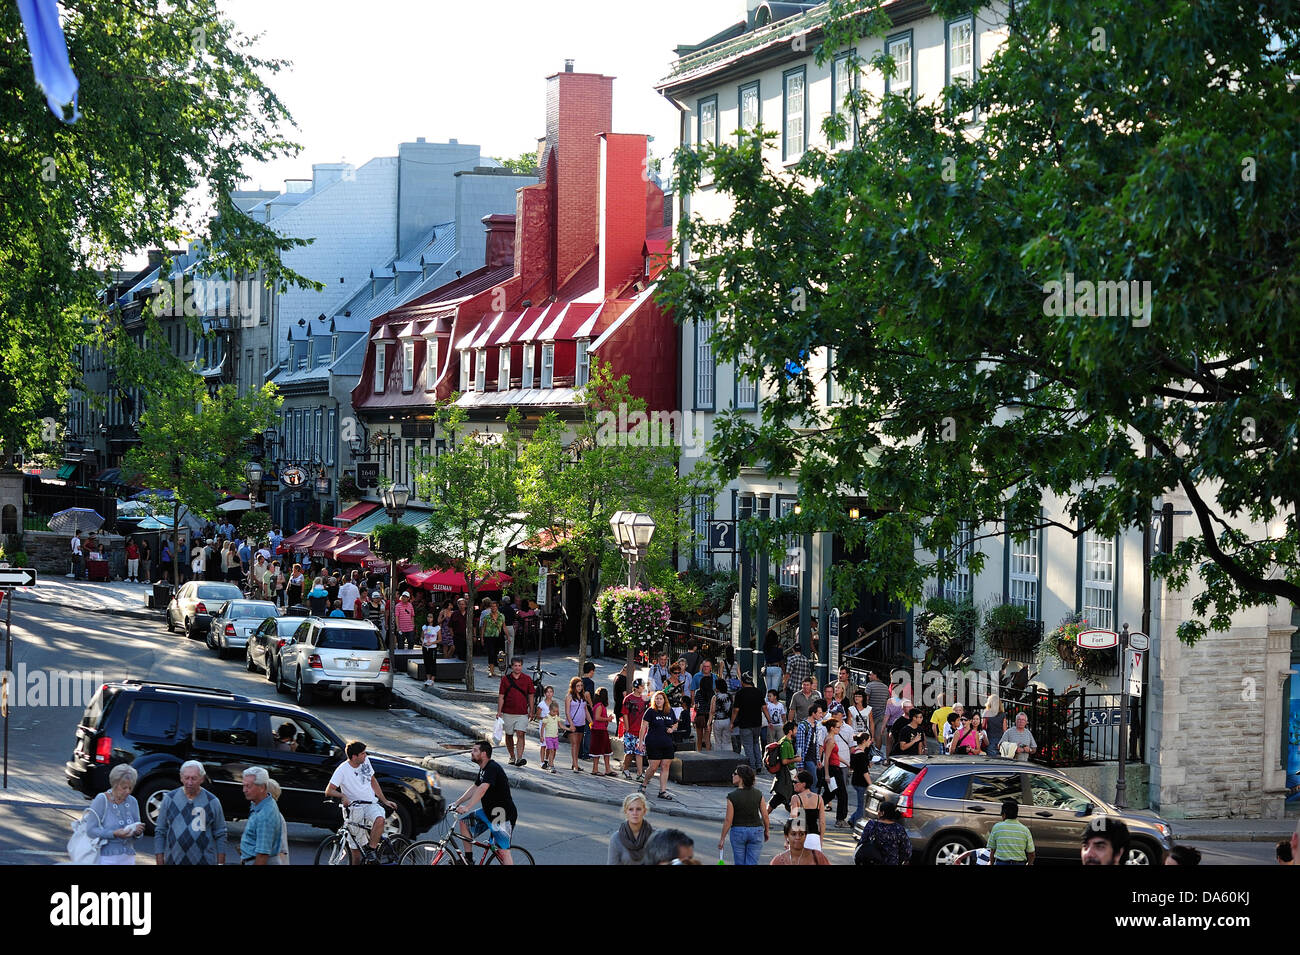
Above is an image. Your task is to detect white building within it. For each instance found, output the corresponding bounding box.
[659,1,1297,818]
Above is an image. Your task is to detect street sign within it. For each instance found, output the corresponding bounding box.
[1128,650,1144,697]
[1128,632,1149,651]
[1085,707,1124,727]
[708,520,736,551]
[0,568,37,587]
[1076,628,1118,650]
[357,462,380,489]
[828,608,840,667]
[280,465,308,489]
[536,566,548,608]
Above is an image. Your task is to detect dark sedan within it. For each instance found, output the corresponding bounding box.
[246,614,311,683]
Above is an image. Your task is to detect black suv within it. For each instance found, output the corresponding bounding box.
[65,681,444,839]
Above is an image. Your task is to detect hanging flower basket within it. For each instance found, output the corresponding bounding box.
[1038,613,1116,685]
[596,586,671,653]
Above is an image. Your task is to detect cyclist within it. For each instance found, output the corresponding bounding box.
[325,740,398,864]
[449,739,517,865]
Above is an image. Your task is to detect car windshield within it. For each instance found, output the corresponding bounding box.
[316,627,383,651]
[230,603,277,619]
[197,585,242,601]
[875,764,919,794]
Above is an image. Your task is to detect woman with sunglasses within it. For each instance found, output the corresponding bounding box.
[949,712,985,755]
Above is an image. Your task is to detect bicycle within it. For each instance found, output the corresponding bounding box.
[397,810,535,865]
[313,799,411,865]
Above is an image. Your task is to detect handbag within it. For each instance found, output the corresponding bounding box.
[68,806,107,865]
[492,716,506,745]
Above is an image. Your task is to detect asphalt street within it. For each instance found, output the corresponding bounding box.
[0,594,1286,866]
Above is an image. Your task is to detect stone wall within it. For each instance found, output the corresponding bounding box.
[20,530,127,579]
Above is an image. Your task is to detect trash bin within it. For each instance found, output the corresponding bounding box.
[151,582,174,611]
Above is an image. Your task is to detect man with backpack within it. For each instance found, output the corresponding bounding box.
[766,720,799,817]
[496,657,535,767]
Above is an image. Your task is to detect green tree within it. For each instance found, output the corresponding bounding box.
[516,362,687,677]
[659,0,1300,646]
[1,0,317,459]
[124,377,280,583]
[412,407,524,692]
[495,151,539,176]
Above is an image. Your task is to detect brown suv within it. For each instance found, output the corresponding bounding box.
[858,755,1173,864]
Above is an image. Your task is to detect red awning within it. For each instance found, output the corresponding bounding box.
[325,532,368,559]
[333,501,381,526]
[278,523,336,554]
[410,568,512,593]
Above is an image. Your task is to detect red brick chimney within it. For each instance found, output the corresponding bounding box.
[598,133,653,296]
[482,213,516,269]
[543,68,614,287]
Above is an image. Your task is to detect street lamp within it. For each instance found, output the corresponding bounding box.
[377,483,410,664]
[609,509,657,671]
[245,459,263,498]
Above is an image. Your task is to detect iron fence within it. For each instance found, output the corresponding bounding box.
[1006,687,1144,767]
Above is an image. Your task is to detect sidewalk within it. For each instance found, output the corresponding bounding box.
[396,648,734,823]
[1165,817,1298,843]
[5,577,159,620]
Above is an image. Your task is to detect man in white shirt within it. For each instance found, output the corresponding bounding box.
[69,531,83,579]
[338,571,362,619]
[324,740,397,864]
[191,539,207,578]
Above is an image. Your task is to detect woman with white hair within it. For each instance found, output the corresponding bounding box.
[265,778,292,865]
[86,763,143,864]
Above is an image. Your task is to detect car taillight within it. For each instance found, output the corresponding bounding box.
[309,654,323,669]
[380,658,391,672]
[195,602,207,614]
[276,639,286,650]
[224,623,236,636]
[94,737,113,764]
[899,766,927,818]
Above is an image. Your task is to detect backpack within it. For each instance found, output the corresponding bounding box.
[854,824,887,865]
[764,741,784,775]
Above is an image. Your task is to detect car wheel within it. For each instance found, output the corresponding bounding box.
[295,671,314,706]
[205,628,215,650]
[166,612,176,634]
[1125,840,1158,865]
[927,833,976,865]
[384,799,414,840]
[371,687,393,709]
[137,776,174,836]
[274,662,288,695]
[185,618,196,640]
[246,648,257,672]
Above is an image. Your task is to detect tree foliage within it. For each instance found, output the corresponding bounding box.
[659,0,1300,645]
[516,362,688,673]
[412,406,524,691]
[0,0,317,457]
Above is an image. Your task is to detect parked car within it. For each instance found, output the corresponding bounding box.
[246,615,309,682]
[64,680,444,839]
[275,618,392,707]
[206,599,280,657]
[165,581,244,639]
[855,754,1173,864]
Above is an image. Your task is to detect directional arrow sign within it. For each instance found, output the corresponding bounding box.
[1076,628,1118,650]
[0,568,37,587]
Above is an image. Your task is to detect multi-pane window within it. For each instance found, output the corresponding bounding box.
[739,82,760,138]
[522,344,535,389]
[1082,530,1115,631]
[475,350,486,392]
[1008,530,1040,621]
[425,338,438,390]
[693,494,713,568]
[402,340,414,392]
[698,96,718,147]
[947,17,975,122]
[459,349,470,391]
[314,408,323,461]
[736,345,757,409]
[374,345,385,394]
[326,409,336,465]
[695,316,714,409]
[778,499,800,589]
[783,68,805,160]
[948,521,975,604]
[886,33,913,96]
[832,52,855,146]
[498,346,511,391]
[541,344,555,389]
[575,340,590,388]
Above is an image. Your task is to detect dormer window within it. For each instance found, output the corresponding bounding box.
[460,349,470,391]
[331,335,339,361]
[425,338,438,391]
[498,347,511,392]
[475,350,486,392]
[541,343,555,389]
[402,340,414,392]
[575,340,590,388]
[522,344,535,389]
[374,345,386,393]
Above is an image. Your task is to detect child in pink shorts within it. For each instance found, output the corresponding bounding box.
[538,685,560,773]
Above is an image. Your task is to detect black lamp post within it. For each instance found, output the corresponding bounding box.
[378,483,410,664]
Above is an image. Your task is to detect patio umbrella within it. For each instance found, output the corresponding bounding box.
[416,568,512,593]
[115,500,152,517]
[216,498,257,512]
[48,507,104,534]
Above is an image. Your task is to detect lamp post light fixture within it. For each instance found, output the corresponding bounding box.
[245,459,263,502]
[609,509,657,669]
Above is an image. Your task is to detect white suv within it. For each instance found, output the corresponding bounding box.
[275,618,393,707]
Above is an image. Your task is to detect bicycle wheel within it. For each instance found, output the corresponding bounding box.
[488,844,535,865]
[313,834,351,866]
[376,835,412,865]
[398,840,459,865]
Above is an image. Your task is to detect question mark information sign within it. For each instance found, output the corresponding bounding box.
[708,520,736,552]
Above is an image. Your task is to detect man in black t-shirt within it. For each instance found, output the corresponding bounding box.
[891,708,927,758]
[730,673,766,773]
[451,739,518,864]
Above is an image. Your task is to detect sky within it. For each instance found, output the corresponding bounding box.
[218,0,743,193]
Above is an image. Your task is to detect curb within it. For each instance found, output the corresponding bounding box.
[395,683,725,822]
[1173,831,1296,844]
[7,589,160,621]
